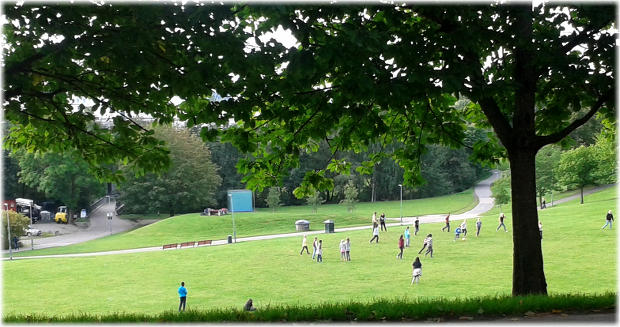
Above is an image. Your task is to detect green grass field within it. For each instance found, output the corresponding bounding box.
[8,189,476,257]
[3,187,616,316]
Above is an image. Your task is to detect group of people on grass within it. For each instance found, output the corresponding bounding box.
[300,235,352,263]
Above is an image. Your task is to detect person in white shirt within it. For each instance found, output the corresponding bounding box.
[345,238,351,261]
[316,240,323,263]
[300,235,309,255]
[311,237,318,260]
[369,225,380,243]
[339,239,346,261]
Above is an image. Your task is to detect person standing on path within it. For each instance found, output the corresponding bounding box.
[602,210,614,230]
[369,225,380,243]
[317,240,323,263]
[476,218,482,237]
[441,214,451,232]
[300,235,309,255]
[404,226,411,247]
[496,213,508,232]
[311,237,318,260]
[411,257,422,284]
[178,282,187,312]
[397,234,405,259]
[380,212,387,231]
[414,217,420,236]
[345,238,351,261]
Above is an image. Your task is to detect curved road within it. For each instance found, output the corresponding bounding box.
[5,172,502,260]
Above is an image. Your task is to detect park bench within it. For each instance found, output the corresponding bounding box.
[197,240,212,246]
[162,243,178,250]
[180,241,196,248]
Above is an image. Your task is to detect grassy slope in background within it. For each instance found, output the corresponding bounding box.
[3,187,615,316]
[10,189,476,257]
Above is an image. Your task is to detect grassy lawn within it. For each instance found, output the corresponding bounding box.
[3,187,615,316]
[8,189,476,257]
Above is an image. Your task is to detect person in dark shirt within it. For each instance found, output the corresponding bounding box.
[441,214,450,232]
[496,213,507,232]
[414,217,420,236]
[411,257,422,284]
[602,210,614,230]
[379,213,387,231]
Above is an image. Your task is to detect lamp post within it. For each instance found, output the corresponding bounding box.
[29,202,33,250]
[107,212,113,235]
[228,194,236,243]
[398,184,403,224]
[5,203,12,260]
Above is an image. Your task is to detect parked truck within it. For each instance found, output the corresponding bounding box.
[14,198,41,223]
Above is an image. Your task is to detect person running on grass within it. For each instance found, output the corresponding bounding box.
[300,235,310,255]
[178,282,187,312]
[411,257,422,284]
[396,234,405,259]
[380,212,387,231]
[497,213,508,232]
[441,213,451,232]
[424,234,433,258]
[339,239,346,261]
[312,237,318,260]
[369,225,380,243]
[602,210,614,230]
[454,226,462,241]
[476,218,482,237]
[317,240,323,263]
[414,217,420,236]
[418,234,432,255]
[404,226,411,247]
[345,238,351,261]
[460,219,468,239]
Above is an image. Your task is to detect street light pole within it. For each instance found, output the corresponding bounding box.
[5,203,12,260]
[230,195,236,243]
[29,202,33,250]
[398,184,403,224]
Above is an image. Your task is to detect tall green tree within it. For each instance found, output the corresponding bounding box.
[555,146,598,204]
[118,125,221,216]
[306,191,325,214]
[340,181,359,213]
[491,174,511,211]
[2,211,30,249]
[10,150,105,216]
[3,3,615,296]
[266,187,282,213]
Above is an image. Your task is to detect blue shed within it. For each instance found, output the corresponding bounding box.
[227,190,254,212]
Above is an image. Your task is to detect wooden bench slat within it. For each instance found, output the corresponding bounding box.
[197,240,212,246]
[162,243,178,249]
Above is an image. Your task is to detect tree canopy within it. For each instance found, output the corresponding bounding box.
[2,3,615,296]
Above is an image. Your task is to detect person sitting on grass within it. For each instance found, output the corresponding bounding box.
[244,298,256,311]
[411,257,422,284]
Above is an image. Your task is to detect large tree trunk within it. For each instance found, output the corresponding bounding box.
[580,186,584,204]
[509,149,547,295]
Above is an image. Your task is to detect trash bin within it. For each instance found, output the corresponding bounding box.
[323,220,334,233]
[227,235,233,244]
[295,220,310,231]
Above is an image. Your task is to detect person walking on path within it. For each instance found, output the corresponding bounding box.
[300,235,309,255]
[396,235,405,259]
[404,226,411,247]
[460,219,468,239]
[441,214,451,232]
[602,210,614,230]
[345,238,351,261]
[369,225,380,243]
[317,240,323,263]
[476,218,482,237]
[414,217,420,236]
[496,213,508,232]
[411,257,422,284]
[372,212,378,229]
[178,282,187,312]
[380,212,388,231]
[339,239,346,261]
[311,237,318,260]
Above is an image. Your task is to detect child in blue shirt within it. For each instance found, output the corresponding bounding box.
[404,227,411,247]
[454,227,462,241]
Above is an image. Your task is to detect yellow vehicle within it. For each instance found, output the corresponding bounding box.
[54,206,68,224]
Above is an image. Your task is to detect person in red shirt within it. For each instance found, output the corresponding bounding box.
[441,213,451,232]
[396,234,405,259]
